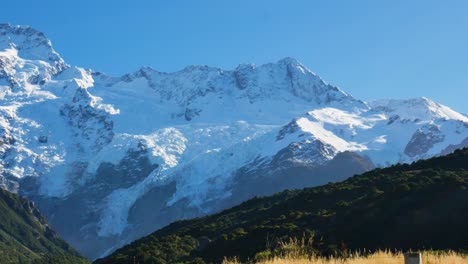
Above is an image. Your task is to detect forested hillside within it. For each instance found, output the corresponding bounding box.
[96,148,468,264]
[0,188,88,263]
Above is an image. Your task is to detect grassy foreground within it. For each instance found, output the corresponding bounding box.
[223,251,468,264]
[223,237,468,264]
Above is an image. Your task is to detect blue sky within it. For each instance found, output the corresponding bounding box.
[3,0,468,113]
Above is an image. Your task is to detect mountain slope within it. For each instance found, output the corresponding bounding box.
[0,187,88,263]
[0,23,467,258]
[95,148,468,264]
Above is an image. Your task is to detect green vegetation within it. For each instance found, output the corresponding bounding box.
[0,187,89,263]
[95,148,468,264]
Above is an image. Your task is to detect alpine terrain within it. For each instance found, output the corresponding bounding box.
[0,24,467,259]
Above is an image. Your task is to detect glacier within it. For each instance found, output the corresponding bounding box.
[0,24,467,259]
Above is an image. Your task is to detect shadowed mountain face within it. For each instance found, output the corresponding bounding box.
[95,148,468,264]
[0,187,88,263]
[0,24,467,259]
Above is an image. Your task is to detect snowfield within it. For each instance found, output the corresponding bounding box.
[0,24,467,259]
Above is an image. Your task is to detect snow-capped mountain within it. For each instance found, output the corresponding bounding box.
[1,24,467,259]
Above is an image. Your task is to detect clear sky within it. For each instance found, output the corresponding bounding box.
[3,0,468,113]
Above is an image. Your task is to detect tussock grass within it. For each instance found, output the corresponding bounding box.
[223,237,467,264]
[260,251,466,264]
[223,251,467,264]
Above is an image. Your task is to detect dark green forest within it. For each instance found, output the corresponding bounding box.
[0,187,89,263]
[96,148,468,264]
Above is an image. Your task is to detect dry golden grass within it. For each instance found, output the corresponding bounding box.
[223,251,468,264]
[222,237,467,264]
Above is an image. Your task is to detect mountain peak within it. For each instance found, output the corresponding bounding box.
[0,23,65,69]
[1,25,467,260]
[0,23,39,35]
[276,57,316,75]
[370,97,468,122]
[277,57,301,65]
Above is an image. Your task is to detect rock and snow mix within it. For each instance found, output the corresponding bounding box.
[0,24,467,258]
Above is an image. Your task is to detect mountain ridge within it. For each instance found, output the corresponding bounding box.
[0,24,467,259]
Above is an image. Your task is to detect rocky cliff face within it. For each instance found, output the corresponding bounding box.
[0,24,467,259]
